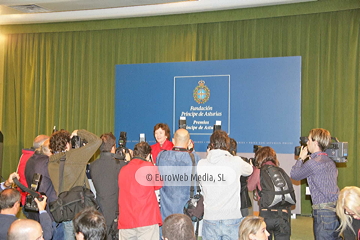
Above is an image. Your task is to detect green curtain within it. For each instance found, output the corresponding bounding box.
[2,9,359,214]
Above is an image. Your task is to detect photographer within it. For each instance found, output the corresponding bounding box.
[0,188,53,240]
[197,130,253,240]
[90,132,128,239]
[290,128,340,240]
[118,141,162,239]
[156,129,199,221]
[48,129,101,239]
[247,146,294,240]
[25,139,57,217]
[25,138,64,239]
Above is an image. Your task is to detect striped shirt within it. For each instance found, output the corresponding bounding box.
[290,151,339,205]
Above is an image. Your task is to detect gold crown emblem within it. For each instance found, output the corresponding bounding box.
[193,80,210,104]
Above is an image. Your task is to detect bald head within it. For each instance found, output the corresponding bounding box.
[33,135,49,150]
[8,219,43,240]
[173,129,190,148]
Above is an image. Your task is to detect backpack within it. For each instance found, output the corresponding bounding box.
[259,165,296,209]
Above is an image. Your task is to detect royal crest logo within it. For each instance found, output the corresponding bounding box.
[193,80,210,104]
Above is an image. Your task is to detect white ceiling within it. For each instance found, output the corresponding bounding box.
[0,0,315,25]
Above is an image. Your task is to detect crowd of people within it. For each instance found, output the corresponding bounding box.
[0,125,358,240]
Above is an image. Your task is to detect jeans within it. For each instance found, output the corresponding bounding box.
[202,218,242,240]
[63,220,75,240]
[313,209,341,240]
[52,222,64,240]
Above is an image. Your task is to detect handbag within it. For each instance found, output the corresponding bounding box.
[49,186,98,223]
[49,154,98,222]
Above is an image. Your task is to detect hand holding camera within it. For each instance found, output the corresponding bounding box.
[298,145,309,161]
[34,195,47,211]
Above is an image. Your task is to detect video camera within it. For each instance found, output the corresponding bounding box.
[294,137,308,156]
[294,136,348,163]
[325,138,348,162]
[13,174,44,212]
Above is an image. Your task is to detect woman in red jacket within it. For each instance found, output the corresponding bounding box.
[151,123,173,164]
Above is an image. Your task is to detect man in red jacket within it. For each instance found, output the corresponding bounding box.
[16,134,49,206]
[118,141,162,240]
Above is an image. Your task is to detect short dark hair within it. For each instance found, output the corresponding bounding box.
[49,130,71,154]
[162,214,195,240]
[229,138,237,156]
[254,146,279,167]
[133,141,152,159]
[73,208,106,240]
[99,133,116,152]
[153,123,171,141]
[0,188,20,210]
[210,130,230,150]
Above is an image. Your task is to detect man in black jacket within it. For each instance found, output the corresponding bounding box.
[25,138,64,240]
[90,132,127,239]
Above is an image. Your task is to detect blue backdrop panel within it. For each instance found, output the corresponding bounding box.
[115,57,301,154]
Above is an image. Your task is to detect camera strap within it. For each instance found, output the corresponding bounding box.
[189,152,201,197]
[58,154,66,193]
[12,177,41,198]
[172,147,188,152]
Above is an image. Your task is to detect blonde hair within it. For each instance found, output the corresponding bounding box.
[309,128,331,151]
[238,216,265,240]
[336,186,360,237]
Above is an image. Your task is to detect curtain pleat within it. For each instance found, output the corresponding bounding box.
[1,9,359,214]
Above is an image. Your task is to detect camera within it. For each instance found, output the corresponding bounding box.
[139,133,146,142]
[24,173,44,212]
[294,136,348,163]
[294,136,308,156]
[213,121,221,132]
[71,135,87,149]
[242,157,255,166]
[325,138,348,162]
[241,145,262,167]
[115,132,129,160]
